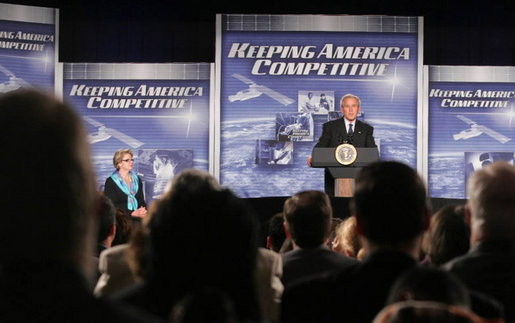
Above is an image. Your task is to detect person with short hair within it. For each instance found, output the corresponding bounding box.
[444,161,515,322]
[281,190,357,288]
[307,93,376,195]
[104,148,147,218]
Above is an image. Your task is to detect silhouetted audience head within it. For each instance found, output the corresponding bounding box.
[169,288,239,323]
[283,190,332,248]
[267,212,287,252]
[0,89,97,275]
[351,161,429,248]
[386,266,471,308]
[0,90,166,322]
[422,204,469,266]
[373,301,488,323]
[132,169,261,321]
[466,161,515,244]
[386,264,505,321]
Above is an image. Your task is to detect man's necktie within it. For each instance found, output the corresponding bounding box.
[348,123,354,135]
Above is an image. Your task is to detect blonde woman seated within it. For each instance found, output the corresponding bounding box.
[331,216,366,260]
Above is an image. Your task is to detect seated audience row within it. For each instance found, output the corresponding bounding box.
[3,89,513,323]
[281,160,512,323]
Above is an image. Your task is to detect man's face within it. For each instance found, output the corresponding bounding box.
[341,97,361,122]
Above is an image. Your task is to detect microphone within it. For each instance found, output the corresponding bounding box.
[346,133,354,145]
[338,134,353,145]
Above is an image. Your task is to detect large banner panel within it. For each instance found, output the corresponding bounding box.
[217,14,422,197]
[63,63,213,205]
[0,3,56,93]
[427,66,515,198]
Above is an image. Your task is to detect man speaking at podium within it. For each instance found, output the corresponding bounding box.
[307,94,377,196]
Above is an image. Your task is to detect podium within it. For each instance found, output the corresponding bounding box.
[311,147,379,197]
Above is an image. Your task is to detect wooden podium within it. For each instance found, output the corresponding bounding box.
[311,147,379,197]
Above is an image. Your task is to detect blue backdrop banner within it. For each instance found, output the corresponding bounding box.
[0,3,56,94]
[63,63,213,206]
[217,14,422,197]
[428,65,515,198]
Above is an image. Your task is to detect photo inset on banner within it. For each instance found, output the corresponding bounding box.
[228,73,295,106]
[137,149,193,201]
[298,90,334,115]
[84,116,144,149]
[453,114,512,144]
[276,112,314,142]
[255,140,294,165]
[0,65,31,93]
[328,111,342,121]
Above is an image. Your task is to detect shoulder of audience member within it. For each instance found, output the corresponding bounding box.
[440,252,469,271]
[107,300,167,323]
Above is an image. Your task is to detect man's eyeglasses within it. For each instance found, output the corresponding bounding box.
[122,159,135,162]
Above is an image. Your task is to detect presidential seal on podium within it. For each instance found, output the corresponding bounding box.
[335,143,357,165]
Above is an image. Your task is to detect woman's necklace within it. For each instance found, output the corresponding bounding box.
[121,172,131,185]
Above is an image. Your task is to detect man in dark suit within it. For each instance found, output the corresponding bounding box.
[443,161,515,322]
[281,190,357,288]
[281,161,430,323]
[308,94,377,195]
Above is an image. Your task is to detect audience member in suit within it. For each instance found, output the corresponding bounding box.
[0,89,163,323]
[266,212,287,253]
[307,93,377,195]
[421,204,470,266]
[113,169,262,322]
[332,215,365,260]
[281,190,358,288]
[444,161,515,322]
[281,161,430,323]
